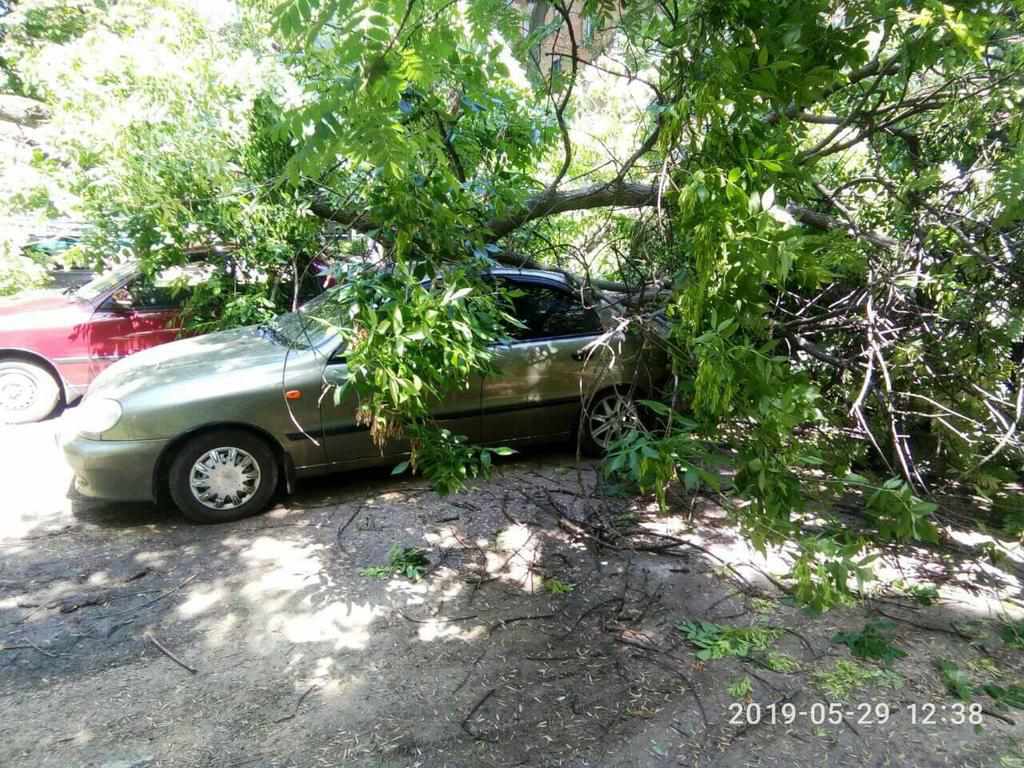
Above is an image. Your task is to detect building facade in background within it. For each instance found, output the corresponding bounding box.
[514,1,614,75]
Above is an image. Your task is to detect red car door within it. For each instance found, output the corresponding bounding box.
[84,266,201,378]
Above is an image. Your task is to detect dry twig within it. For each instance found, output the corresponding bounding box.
[145,631,198,674]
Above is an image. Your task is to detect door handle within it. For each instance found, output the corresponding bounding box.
[572,349,588,362]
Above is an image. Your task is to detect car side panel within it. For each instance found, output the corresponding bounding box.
[0,301,96,395]
[108,348,328,471]
[482,338,597,442]
[85,306,183,379]
[319,361,482,463]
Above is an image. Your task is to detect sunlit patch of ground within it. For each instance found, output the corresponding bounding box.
[0,416,75,546]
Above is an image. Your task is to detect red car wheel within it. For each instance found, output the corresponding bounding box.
[0,359,61,425]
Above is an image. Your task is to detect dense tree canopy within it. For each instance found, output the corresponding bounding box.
[4,0,1024,607]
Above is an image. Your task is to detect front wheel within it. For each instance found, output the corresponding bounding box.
[579,389,643,457]
[0,359,61,425]
[168,430,279,523]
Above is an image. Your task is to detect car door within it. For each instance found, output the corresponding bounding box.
[481,277,605,444]
[85,265,203,377]
[319,350,483,465]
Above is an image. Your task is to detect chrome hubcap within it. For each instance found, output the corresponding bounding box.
[189,447,261,510]
[0,370,37,413]
[588,394,641,449]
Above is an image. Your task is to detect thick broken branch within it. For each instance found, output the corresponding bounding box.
[486,181,660,237]
[785,205,899,250]
[311,181,659,237]
[312,181,901,255]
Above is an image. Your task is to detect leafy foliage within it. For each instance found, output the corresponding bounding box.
[892,580,940,606]
[360,544,431,581]
[860,477,940,544]
[316,264,519,489]
[603,401,720,511]
[392,427,515,496]
[1000,619,1024,650]
[984,684,1024,711]
[788,534,874,612]
[761,651,800,673]
[936,659,975,701]
[813,659,903,700]
[832,621,907,664]
[323,265,510,443]
[2,0,322,321]
[676,620,781,661]
[727,676,753,700]
[0,238,46,296]
[543,578,574,595]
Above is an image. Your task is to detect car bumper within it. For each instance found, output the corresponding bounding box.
[60,431,169,502]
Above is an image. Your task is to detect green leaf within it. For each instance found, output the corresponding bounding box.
[937,660,974,701]
[984,684,1024,710]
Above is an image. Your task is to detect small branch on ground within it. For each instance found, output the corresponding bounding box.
[112,574,197,617]
[460,687,497,741]
[399,611,478,624]
[272,684,319,724]
[488,613,556,635]
[145,632,198,675]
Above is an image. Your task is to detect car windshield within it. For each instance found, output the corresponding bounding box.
[270,288,347,349]
[74,262,137,301]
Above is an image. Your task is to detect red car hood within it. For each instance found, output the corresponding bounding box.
[0,292,90,331]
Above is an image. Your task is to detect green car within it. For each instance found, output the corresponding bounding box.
[60,268,665,523]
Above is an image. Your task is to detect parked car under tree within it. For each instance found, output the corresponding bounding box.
[0,261,209,424]
[0,251,331,425]
[60,268,666,523]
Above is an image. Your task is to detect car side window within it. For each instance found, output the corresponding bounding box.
[104,264,212,311]
[504,280,603,341]
[114,278,186,310]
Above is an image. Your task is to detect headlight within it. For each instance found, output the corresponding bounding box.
[73,398,123,438]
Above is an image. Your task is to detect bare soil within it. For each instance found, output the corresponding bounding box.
[1,417,1023,768]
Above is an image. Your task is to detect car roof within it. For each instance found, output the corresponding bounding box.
[485,267,574,287]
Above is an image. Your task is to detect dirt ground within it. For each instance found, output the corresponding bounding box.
[2,416,1024,768]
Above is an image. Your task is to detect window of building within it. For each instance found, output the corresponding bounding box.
[582,15,594,45]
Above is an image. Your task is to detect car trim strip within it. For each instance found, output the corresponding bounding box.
[284,395,582,442]
[52,355,123,364]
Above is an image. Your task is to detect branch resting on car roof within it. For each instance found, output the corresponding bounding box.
[311,178,902,294]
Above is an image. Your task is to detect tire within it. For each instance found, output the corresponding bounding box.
[579,389,643,457]
[168,429,279,523]
[0,358,61,425]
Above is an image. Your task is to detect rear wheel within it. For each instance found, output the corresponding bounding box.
[0,359,61,425]
[579,389,642,457]
[168,430,279,523]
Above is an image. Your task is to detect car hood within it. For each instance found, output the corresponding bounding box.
[88,326,291,401]
[0,292,88,331]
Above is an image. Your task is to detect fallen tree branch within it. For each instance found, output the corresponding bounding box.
[460,687,497,741]
[145,632,198,674]
[111,574,197,617]
[487,612,556,635]
[272,684,319,724]
[399,611,478,624]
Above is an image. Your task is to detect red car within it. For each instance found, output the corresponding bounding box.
[0,262,206,424]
